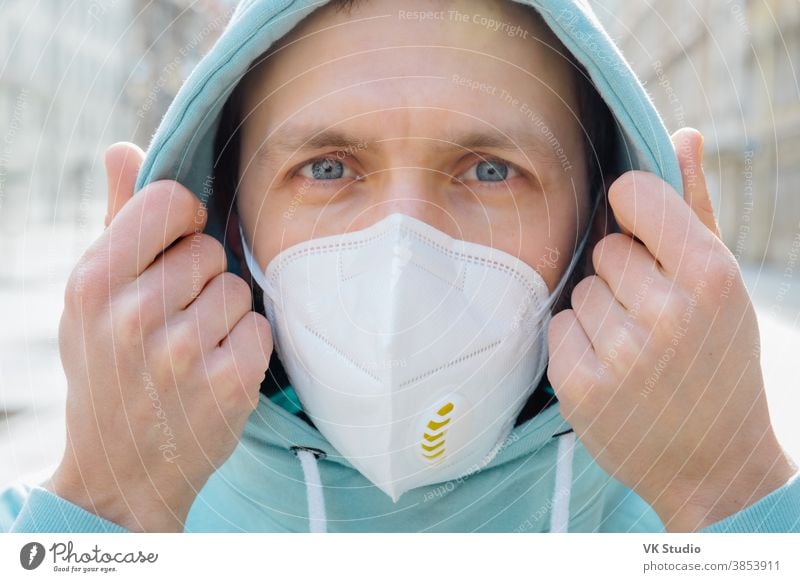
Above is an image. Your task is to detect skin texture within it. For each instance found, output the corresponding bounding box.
[45,0,796,532]
[548,130,797,531]
[48,144,273,532]
[234,0,592,297]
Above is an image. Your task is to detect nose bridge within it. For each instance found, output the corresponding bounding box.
[367,165,453,232]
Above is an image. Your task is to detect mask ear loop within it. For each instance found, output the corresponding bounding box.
[535,184,604,318]
[239,221,275,296]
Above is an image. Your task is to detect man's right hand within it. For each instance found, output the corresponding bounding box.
[46,142,273,532]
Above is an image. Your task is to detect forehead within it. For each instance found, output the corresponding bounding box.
[241,0,579,115]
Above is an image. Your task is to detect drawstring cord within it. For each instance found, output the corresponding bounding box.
[549,430,576,533]
[292,447,328,533]
[292,431,575,534]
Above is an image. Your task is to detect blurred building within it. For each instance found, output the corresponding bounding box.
[592,0,800,268]
[0,0,234,485]
[127,0,236,146]
[0,0,233,234]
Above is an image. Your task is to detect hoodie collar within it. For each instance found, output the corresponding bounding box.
[250,388,572,472]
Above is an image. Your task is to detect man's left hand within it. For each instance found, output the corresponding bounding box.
[547,127,798,532]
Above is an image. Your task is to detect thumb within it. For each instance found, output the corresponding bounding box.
[671,127,721,238]
[104,141,145,228]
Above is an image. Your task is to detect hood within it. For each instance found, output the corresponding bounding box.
[132,0,679,532]
[134,0,682,257]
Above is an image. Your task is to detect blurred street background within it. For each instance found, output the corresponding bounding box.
[0,0,235,486]
[1,0,799,489]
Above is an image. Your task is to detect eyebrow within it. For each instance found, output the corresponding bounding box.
[255,123,566,169]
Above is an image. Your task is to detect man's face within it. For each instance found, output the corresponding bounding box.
[236,0,589,294]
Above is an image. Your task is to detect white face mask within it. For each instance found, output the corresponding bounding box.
[240,212,593,502]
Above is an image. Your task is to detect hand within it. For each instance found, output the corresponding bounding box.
[46,142,273,531]
[547,127,798,532]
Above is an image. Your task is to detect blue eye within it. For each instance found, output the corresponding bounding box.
[298,157,356,181]
[461,159,519,184]
[476,160,508,181]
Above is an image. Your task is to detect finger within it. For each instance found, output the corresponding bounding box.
[570,275,631,360]
[184,272,253,348]
[547,308,598,395]
[100,180,208,284]
[211,312,273,407]
[591,232,664,312]
[136,233,227,316]
[607,170,715,278]
[671,127,721,238]
[104,142,145,228]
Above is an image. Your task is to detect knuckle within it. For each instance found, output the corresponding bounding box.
[213,360,251,409]
[64,258,106,311]
[163,320,201,376]
[220,272,252,306]
[610,325,643,367]
[592,233,627,268]
[148,179,194,212]
[253,313,274,350]
[554,380,583,414]
[547,308,572,342]
[196,233,227,268]
[608,170,638,200]
[185,233,227,276]
[706,247,738,285]
[64,264,88,310]
[570,275,596,308]
[650,288,686,338]
[114,296,147,347]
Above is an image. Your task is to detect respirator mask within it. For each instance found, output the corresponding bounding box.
[240,202,597,502]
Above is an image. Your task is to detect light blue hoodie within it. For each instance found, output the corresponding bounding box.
[2,0,799,533]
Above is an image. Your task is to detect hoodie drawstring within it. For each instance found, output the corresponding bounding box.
[293,447,328,533]
[549,430,576,533]
[292,431,575,534]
